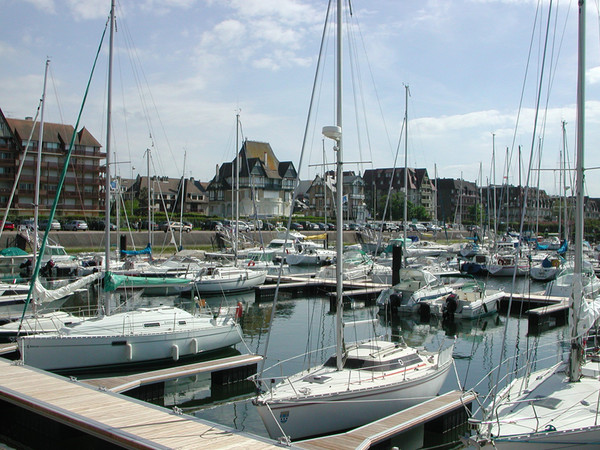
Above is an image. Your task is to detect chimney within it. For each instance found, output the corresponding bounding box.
[264,152,268,166]
[216,164,219,177]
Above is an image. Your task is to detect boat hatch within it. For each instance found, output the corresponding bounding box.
[143,322,161,328]
[533,396,562,410]
[303,374,332,384]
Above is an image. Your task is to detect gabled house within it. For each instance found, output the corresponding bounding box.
[0,109,104,216]
[363,167,419,220]
[305,170,366,222]
[175,177,208,214]
[206,140,297,218]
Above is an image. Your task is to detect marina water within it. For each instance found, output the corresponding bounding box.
[106,275,567,442]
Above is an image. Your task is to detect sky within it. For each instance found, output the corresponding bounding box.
[3,0,600,197]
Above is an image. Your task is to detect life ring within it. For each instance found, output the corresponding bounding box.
[248,260,255,267]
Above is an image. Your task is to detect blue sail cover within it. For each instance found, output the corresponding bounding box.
[120,243,152,256]
[557,240,568,254]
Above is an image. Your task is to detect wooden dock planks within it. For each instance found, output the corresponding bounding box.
[296,390,477,450]
[83,353,263,393]
[0,358,281,449]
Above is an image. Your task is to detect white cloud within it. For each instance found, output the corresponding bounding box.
[65,0,111,21]
[230,0,318,25]
[0,42,17,57]
[588,67,600,85]
[23,0,55,13]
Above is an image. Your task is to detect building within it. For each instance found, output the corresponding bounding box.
[205,140,297,218]
[0,109,104,217]
[304,170,367,222]
[435,178,479,226]
[363,167,436,220]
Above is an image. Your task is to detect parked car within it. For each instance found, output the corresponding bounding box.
[409,223,427,232]
[2,221,15,231]
[203,220,223,231]
[98,220,117,231]
[316,222,328,230]
[427,223,442,232]
[160,221,192,233]
[384,222,399,232]
[19,219,37,230]
[40,219,62,231]
[64,220,88,231]
[140,220,159,231]
[223,220,250,232]
[290,222,304,231]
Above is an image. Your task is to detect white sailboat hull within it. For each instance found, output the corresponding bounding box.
[18,307,242,371]
[191,267,267,294]
[255,358,451,441]
[481,362,600,448]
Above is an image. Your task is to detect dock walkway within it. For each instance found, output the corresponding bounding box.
[0,358,281,449]
[297,390,476,449]
[83,353,263,393]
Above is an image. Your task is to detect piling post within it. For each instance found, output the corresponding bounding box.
[392,245,403,285]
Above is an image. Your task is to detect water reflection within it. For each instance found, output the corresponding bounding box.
[51,274,571,442]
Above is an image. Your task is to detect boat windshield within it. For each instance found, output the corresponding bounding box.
[323,353,423,371]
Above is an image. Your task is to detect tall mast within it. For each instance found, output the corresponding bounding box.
[179,151,186,250]
[33,58,50,268]
[492,133,497,243]
[561,120,568,242]
[320,0,344,371]
[334,0,344,371]
[104,0,115,280]
[146,148,151,246]
[569,0,585,382]
[235,112,240,264]
[403,85,409,248]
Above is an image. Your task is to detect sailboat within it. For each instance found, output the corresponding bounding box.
[473,2,600,446]
[252,0,454,442]
[18,1,242,372]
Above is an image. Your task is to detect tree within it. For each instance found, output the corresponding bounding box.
[377,191,430,222]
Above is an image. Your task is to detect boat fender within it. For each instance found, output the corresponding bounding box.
[235,302,243,320]
[126,343,133,361]
[190,338,198,354]
[482,302,488,314]
[171,344,180,361]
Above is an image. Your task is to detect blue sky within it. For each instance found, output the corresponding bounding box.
[3,0,600,197]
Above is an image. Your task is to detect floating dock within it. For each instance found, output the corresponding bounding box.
[499,292,568,333]
[83,353,263,393]
[256,274,389,302]
[0,357,282,449]
[296,390,477,449]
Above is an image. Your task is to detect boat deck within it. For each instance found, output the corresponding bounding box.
[0,357,282,449]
